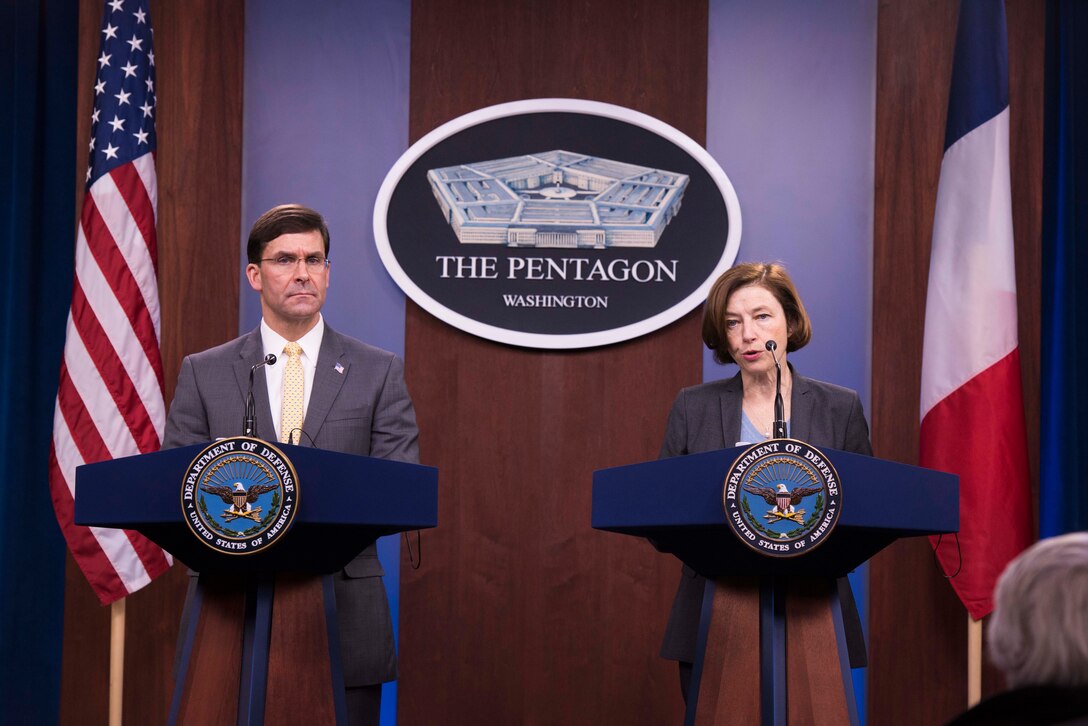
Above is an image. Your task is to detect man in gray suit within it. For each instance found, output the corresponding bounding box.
[164,204,419,726]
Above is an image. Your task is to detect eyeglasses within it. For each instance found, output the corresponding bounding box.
[260,254,330,270]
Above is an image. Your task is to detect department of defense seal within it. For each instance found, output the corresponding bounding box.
[180,437,300,555]
[722,439,842,557]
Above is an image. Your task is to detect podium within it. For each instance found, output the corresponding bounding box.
[75,441,438,725]
[592,445,957,725]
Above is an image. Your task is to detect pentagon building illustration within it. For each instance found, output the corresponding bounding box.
[427,151,689,248]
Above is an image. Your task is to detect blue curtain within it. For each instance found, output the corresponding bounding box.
[1041,0,1088,537]
[0,0,78,721]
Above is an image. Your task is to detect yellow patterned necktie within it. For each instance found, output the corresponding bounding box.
[280,342,304,444]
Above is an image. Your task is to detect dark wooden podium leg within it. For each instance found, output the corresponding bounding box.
[784,581,858,726]
[686,577,761,726]
[170,574,347,726]
[686,577,858,726]
[171,577,246,726]
[264,575,341,725]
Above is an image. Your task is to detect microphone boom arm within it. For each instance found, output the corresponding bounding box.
[242,354,277,438]
[766,341,787,439]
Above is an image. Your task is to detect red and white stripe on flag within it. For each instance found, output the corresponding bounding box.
[49,0,172,605]
[919,104,1032,621]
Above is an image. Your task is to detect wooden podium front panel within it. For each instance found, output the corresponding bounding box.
[175,576,338,726]
[693,579,851,726]
[177,580,245,726]
[266,576,337,726]
[785,581,851,725]
[694,579,761,726]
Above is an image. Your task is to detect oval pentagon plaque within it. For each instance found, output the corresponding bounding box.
[375,98,741,349]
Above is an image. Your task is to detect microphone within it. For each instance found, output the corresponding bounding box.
[765,340,787,439]
[243,354,277,437]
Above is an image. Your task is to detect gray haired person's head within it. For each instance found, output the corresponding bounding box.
[987,532,1088,688]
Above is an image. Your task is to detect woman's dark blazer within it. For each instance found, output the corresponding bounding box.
[658,368,872,666]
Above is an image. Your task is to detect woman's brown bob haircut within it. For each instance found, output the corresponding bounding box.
[702,262,813,365]
[246,204,331,264]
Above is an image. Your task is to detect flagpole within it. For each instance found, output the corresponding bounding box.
[967,616,982,707]
[109,598,126,726]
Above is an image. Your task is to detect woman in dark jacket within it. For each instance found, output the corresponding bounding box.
[658,262,871,701]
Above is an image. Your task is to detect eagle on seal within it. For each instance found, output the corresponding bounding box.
[202,481,277,514]
[744,481,821,515]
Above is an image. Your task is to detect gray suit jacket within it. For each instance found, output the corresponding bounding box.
[163,324,419,687]
[658,367,871,666]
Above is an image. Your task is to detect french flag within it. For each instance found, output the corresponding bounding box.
[919,0,1033,621]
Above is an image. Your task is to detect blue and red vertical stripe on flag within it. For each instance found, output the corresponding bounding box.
[919,0,1033,620]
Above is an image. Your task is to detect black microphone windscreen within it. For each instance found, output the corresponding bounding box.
[765,340,777,352]
[265,353,277,366]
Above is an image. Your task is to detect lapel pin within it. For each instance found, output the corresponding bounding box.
[334,362,345,375]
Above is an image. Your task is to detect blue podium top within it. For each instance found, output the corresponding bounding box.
[592,445,958,577]
[75,441,438,574]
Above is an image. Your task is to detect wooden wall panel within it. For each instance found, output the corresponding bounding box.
[400,1,707,723]
[870,2,963,721]
[60,1,243,724]
[1007,0,1045,523]
[869,1,1044,723]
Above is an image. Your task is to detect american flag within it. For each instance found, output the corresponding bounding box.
[48,0,172,604]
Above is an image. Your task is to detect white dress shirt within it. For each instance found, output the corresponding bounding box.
[260,315,324,442]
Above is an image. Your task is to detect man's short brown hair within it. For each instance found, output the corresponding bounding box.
[246,204,330,264]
